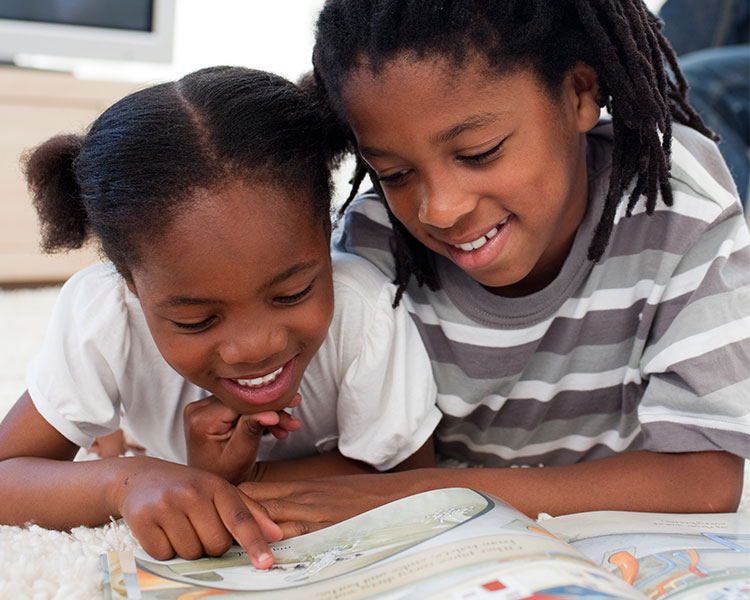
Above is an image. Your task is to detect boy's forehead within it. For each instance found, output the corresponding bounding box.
[343,50,533,104]
[341,56,540,138]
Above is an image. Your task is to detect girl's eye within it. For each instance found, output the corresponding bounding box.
[458,139,505,165]
[171,316,217,332]
[275,281,314,305]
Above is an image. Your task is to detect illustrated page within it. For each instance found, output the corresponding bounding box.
[542,511,750,599]
[102,488,647,600]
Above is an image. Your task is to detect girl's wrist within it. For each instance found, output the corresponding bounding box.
[105,455,155,518]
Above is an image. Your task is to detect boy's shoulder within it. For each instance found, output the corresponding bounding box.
[589,119,741,225]
[670,121,740,209]
[333,196,398,282]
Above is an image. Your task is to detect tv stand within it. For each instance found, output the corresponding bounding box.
[0,66,138,286]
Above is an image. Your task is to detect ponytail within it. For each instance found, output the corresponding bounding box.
[23,134,91,253]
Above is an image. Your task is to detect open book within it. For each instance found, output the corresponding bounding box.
[101,487,750,599]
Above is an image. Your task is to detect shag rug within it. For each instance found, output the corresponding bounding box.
[1,286,748,599]
[0,519,136,600]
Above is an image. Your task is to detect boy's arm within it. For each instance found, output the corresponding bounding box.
[240,449,743,538]
[254,437,436,482]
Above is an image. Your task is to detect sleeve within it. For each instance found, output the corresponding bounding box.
[328,252,441,471]
[637,132,750,458]
[25,263,129,448]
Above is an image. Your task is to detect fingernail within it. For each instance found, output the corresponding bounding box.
[257,552,273,568]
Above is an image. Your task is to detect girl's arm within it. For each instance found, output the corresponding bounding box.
[0,391,281,568]
[239,449,743,537]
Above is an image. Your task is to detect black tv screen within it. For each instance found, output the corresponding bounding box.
[0,0,153,32]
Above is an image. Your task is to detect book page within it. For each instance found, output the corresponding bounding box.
[103,488,646,599]
[542,511,750,599]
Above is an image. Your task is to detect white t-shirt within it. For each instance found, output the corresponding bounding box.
[26,252,440,471]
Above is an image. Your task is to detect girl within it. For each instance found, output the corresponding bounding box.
[0,66,439,568]
[242,0,750,533]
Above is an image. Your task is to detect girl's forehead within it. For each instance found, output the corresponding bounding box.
[143,182,322,264]
[131,181,331,299]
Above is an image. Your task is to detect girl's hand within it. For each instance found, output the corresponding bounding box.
[115,456,282,568]
[184,395,302,483]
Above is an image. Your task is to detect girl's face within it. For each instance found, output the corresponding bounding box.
[342,55,601,295]
[128,180,334,415]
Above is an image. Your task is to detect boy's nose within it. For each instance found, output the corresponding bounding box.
[219,324,287,366]
[418,176,477,229]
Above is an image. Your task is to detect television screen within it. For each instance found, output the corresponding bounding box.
[0,0,175,64]
[0,1,153,32]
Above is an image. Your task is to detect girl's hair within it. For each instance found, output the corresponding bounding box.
[312,0,716,304]
[24,66,349,280]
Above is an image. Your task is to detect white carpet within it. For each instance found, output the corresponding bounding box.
[0,284,748,599]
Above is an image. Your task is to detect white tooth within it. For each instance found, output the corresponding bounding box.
[454,222,506,252]
[236,366,283,388]
[471,236,487,250]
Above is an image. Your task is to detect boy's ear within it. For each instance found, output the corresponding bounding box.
[569,62,601,132]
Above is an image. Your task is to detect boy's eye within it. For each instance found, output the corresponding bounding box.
[457,139,504,165]
[376,169,411,186]
[171,316,217,332]
[275,281,314,305]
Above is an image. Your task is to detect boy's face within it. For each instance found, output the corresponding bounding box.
[128,180,334,415]
[342,54,601,295]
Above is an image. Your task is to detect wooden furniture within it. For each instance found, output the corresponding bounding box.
[0,66,138,286]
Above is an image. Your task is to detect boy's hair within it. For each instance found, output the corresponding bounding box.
[312,0,716,304]
[24,66,349,280]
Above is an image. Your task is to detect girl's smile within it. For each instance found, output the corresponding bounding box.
[342,55,602,296]
[128,180,334,415]
[220,358,297,408]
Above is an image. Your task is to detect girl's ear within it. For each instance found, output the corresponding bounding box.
[125,278,138,297]
[569,62,601,133]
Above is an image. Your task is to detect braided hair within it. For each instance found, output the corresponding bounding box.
[312,0,716,304]
[23,66,348,281]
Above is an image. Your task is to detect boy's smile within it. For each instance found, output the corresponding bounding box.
[342,54,602,296]
[128,180,334,415]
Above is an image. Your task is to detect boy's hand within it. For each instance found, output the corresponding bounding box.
[239,473,406,539]
[115,456,282,569]
[184,395,302,483]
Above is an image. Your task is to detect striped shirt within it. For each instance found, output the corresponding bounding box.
[335,121,750,467]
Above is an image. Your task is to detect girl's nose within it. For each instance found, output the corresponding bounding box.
[219,323,287,366]
[418,174,477,229]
